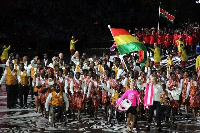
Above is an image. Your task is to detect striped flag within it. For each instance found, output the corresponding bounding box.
[159,8,175,23]
[109,27,147,66]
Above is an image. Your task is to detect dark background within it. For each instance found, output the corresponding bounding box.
[0,0,199,58]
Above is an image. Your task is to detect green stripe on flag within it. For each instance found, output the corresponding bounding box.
[117,42,147,55]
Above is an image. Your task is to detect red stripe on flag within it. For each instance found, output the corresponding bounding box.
[166,14,175,21]
[138,50,144,62]
[160,8,167,15]
[110,28,130,37]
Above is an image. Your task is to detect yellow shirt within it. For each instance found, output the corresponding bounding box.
[195,55,200,70]
[180,48,188,61]
[70,39,78,50]
[150,47,161,63]
[167,59,173,67]
[1,45,10,60]
[176,40,185,52]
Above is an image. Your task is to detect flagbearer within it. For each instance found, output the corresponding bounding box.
[108,25,147,67]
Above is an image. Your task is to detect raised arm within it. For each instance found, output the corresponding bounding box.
[101,83,115,96]
[4,45,11,51]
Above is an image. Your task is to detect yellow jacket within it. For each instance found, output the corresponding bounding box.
[6,67,17,85]
[176,40,185,52]
[196,55,200,70]
[51,91,64,106]
[150,47,161,63]
[1,45,10,60]
[167,59,173,66]
[70,39,78,50]
[19,70,28,86]
[180,48,188,61]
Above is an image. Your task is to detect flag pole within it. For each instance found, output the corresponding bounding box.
[158,2,161,31]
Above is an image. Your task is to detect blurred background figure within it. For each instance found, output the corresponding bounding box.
[1,45,11,64]
[70,36,78,55]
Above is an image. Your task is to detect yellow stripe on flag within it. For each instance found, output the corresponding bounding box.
[113,35,139,46]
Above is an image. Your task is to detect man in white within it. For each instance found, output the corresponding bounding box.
[144,76,164,132]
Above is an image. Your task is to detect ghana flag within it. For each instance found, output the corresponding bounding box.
[109,26,147,66]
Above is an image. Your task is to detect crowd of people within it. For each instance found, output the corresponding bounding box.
[0,1,200,132]
[133,23,200,56]
[0,36,200,132]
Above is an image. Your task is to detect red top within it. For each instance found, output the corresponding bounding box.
[143,34,150,44]
[136,33,143,42]
[186,35,193,45]
[157,34,164,44]
[173,33,179,44]
[164,34,173,47]
[149,35,156,45]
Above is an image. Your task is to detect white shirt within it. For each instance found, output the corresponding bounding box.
[145,83,164,102]
[47,79,54,86]
[116,68,126,79]
[145,67,153,78]
[137,77,146,90]
[82,63,90,70]
[34,76,46,87]
[64,78,73,94]
[134,65,141,72]
[71,56,79,65]
[44,59,48,67]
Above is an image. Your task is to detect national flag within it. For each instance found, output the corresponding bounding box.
[109,26,147,66]
[159,8,175,23]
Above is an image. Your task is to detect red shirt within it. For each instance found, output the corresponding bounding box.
[186,35,193,45]
[136,33,143,42]
[157,34,164,45]
[143,34,150,44]
[164,34,173,47]
[173,33,179,44]
[149,34,156,45]
[193,35,197,45]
